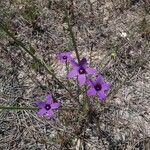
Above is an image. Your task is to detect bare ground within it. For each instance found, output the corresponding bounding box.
[0,0,150,149]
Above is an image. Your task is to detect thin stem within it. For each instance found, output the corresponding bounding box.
[64,9,80,63]
[62,3,83,106]
[83,85,90,113]
[65,61,71,87]
[63,7,82,104]
[76,78,81,104]
[0,106,38,110]
[65,61,69,73]
[0,23,73,97]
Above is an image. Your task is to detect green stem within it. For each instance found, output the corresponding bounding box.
[64,9,80,63]
[83,85,90,113]
[65,61,71,87]
[0,106,38,110]
[0,23,73,97]
[63,8,82,104]
[65,61,69,73]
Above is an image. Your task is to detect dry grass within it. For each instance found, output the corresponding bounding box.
[0,0,150,149]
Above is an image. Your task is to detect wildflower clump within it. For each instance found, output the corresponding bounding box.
[58,52,110,101]
[34,51,110,119]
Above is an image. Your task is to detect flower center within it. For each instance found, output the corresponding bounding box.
[94,84,102,91]
[45,104,51,110]
[79,68,86,74]
[63,56,67,59]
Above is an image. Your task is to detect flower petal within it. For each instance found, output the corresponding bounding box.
[71,59,79,69]
[35,100,45,108]
[78,74,86,86]
[96,75,104,84]
[37,108,46,117]
[86,79,96,87]
[68,69,78,78]
[97,91,106,101]
[102,83,110,91]
[86,67,97,75]
[46,95,53,104]
[66,55,73,62]
[86,80,92,86]
[47,109,54,118]
[51,102,60,109]
[79,58,87,67]
[57,54,64,62]
[87,88,97,96]
[65,52,72,57]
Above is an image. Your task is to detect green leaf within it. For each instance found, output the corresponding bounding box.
[0,106,38,110]
[29,44,36,54]
[31,60,41,70]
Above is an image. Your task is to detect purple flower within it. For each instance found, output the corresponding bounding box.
[35,94,60,118]
[57,52,73,63]
[87,75,110,101]
[68,58,97,86]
